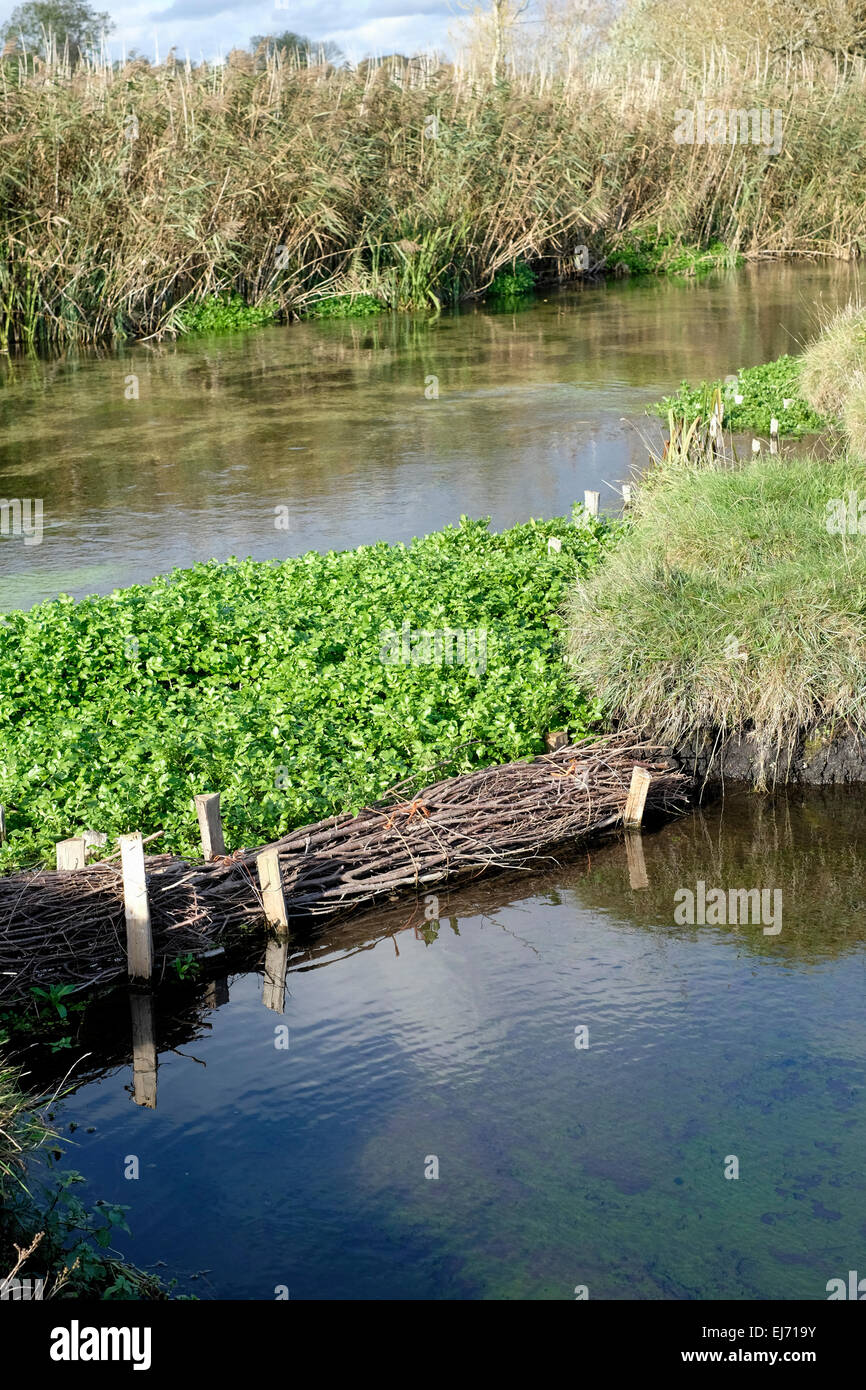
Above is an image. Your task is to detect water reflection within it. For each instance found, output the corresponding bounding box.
[624,829,649,889]
[262,933,289,1014]
[1,262,861,610]
[17,787,866,1299]
[577,787,866,963]
[129,991,157,1110]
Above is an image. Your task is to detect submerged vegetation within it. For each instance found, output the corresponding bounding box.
[1,30,866,346]
[0,513,618,873]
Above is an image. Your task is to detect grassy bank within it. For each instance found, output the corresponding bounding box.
[1,43,866,346]
[0,512,617,873]
[0,1062,166,1298]
[799,301,866,456]
[564,447,866,765]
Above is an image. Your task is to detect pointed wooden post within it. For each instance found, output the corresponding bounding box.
[584,489,599,517]
[120,832,153,981]
[194,793,226,861]
[0,805,5,843]
[623,766,652,829]
[257,847,289,930]
[621,483,631,506]
[770,417,779,454]
[56,837,86,871]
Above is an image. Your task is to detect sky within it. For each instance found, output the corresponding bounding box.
[86,1,462,64]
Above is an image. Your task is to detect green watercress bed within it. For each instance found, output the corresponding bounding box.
[0,513,619,872]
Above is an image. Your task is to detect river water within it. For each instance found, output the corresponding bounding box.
[1,261,861,612]
[6,264,866,1300]
[26,789,866,1300]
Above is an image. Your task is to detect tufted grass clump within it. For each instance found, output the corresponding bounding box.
[565,447,866,759]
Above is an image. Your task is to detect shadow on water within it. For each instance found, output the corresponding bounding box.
[27,785,866,1086]
[15,788,866,1300]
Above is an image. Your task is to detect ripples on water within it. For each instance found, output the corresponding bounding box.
[25,790,866,1300]
[1,261,862,611]
[6,264,866,1298]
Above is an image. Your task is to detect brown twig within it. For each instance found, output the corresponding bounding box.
[0,735,689,1004]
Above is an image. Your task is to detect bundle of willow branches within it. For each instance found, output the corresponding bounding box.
[0,736,690,1003]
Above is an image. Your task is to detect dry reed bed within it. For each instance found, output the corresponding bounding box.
[0,736,690,1004]
[2,45,866,345]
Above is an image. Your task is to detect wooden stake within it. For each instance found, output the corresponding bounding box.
[56,837,86,871]
[623,766,652,829]
[584,489,599,517]
[625,831,649,890]
[0,805,5,843]
[257,847,289,930]
[770,417,779,454]
[621,484,631,506]
[194,793,226,861]
[545,730,569,752]
[120,832,153,981]
[130,991,157,1109]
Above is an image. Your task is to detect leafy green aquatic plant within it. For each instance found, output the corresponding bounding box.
[0,514,619,873]
[174,293,279,336]
[30,984,80,1021]
[172,953,201,981]
[652,354,828,435]
[303,293,387,319]
[1,1063,169,1298]
[607,235,740,277]
[488,260,537,298]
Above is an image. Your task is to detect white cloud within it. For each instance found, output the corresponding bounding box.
[104,2,457,63]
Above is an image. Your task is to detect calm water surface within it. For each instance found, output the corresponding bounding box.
[1,261,862,611]
[7,264,866,1300]
[26,791,866,1300]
